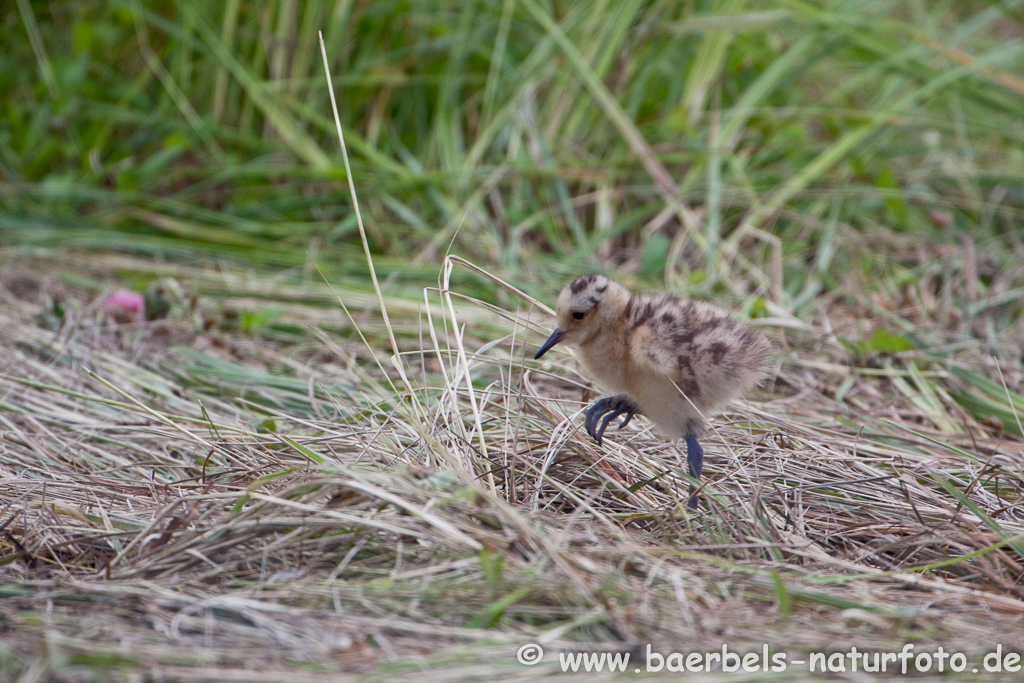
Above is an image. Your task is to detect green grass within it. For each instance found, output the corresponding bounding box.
[3,1,1024,307]
[3,1,1024,680]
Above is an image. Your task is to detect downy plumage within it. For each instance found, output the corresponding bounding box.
[535,274,772,509]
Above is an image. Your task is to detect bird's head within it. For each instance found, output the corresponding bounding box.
[535,274,629,359]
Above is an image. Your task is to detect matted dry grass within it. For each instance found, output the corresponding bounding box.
[2,251,1024,681]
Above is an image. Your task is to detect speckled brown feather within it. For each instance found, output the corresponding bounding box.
[540,274,772,441]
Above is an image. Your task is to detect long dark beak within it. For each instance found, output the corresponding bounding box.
[534,328,566,359]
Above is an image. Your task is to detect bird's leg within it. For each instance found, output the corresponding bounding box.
[584,395,640,446]
[684,432,704,511]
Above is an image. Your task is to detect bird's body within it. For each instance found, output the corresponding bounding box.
[535,274,772,509]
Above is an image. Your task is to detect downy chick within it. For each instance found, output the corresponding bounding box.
[535,274,772,509]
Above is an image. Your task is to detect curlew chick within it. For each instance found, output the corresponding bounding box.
[535,274,772,510]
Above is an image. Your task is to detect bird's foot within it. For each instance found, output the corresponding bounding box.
[584,395,641,446]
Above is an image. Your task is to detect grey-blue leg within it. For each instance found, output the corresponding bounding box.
[684,432,704,510]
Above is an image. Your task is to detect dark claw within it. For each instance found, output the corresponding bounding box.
[584,395,640,446]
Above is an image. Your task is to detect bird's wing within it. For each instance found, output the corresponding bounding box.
[626,295,769,403]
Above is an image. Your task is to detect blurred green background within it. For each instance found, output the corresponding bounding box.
[3,0,1023,315]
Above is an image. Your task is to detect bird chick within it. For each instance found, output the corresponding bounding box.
[535,274,772,510]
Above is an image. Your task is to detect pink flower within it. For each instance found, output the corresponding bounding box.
[104,289,145,318]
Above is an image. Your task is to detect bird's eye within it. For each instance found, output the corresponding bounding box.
[571,311,585,320]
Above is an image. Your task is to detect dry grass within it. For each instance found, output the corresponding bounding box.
[2,248,1024,681]
[6,1,1024,680]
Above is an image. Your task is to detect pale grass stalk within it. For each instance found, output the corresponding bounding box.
[441,256,494,491]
